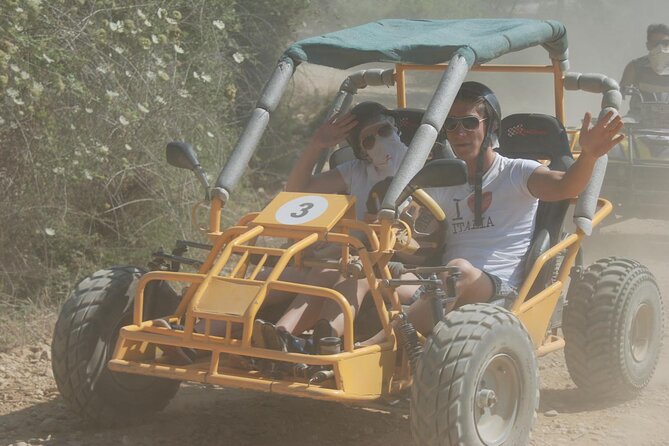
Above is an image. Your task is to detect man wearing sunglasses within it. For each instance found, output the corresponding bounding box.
[362,81,625,343]
[620,23,669,111]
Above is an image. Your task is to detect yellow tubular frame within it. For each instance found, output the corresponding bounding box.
[394,62,565,124]
[110,57,607,404]
[515,198,612,352]
[111,203,409,402]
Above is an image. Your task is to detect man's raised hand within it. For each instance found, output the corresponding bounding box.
[578,111,625,159]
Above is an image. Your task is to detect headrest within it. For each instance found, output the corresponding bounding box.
[390,108,428,146]
[498,113,573,169]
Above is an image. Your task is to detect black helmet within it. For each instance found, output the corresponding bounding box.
[346,101,393,159]
[457,81,501,136]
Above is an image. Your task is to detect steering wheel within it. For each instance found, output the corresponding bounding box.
[366,177,447,266]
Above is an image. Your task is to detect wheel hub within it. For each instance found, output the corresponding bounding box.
[474,353,521,446]
[477,389,497,409]
[630,302,652,363]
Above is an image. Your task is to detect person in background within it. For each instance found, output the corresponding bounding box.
[620,23,669,114]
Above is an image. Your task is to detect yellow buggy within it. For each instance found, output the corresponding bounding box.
[51,19,664,446]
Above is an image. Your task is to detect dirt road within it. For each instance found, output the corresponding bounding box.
[1,218,668,446]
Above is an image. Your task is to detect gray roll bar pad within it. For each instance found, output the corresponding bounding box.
[379,53,470,221]
[213,56,297,203]
[564,72,621,235]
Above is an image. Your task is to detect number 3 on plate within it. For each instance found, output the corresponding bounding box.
[290,202,314,218]
[275,196,329,225]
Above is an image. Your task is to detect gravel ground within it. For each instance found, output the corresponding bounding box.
[1,218,668,446]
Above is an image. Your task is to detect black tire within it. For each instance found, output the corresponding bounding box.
[563,257,664,398]
[51,266,182,426]
[411,304,539,446]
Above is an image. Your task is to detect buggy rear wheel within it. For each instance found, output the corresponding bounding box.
[563,257,664,398]
[51,266,182,426]
[410,304,539,446]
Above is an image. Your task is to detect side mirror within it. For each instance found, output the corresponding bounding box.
[396,159,468,205]
[166,141,211,200]
[167,141,201,170]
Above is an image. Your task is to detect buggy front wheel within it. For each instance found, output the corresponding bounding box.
[51,266,182,426]
[410,304,539,446]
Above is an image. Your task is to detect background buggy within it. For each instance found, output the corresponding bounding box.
[601,88,669,220]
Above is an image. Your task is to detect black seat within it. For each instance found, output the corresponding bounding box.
[497,113,575,297]
[392,108,428,146]
[329,108,450,169]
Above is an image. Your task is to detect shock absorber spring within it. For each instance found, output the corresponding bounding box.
[393,312,423,375]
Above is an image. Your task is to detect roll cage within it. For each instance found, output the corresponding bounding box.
[107,18,623,403]
[209,19,619,238]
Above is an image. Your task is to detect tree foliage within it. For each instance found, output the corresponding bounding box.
[0,0,309,301]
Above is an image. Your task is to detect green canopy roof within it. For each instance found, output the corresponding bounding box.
[285,19,568,69]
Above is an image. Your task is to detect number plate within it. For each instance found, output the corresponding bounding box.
[253,192,355,231]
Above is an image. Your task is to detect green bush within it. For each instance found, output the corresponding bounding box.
[0,0,309,303]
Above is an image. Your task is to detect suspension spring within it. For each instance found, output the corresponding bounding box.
[393,312,423,375]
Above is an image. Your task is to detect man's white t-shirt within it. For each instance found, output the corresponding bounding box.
[335,144,406,219]
[427,153,542,288]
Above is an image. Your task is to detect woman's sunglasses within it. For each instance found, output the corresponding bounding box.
[361,123,394,150]
[444,116,487,132]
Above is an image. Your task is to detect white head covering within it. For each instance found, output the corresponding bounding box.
[649,44,669,75]
[363,126,406,178]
